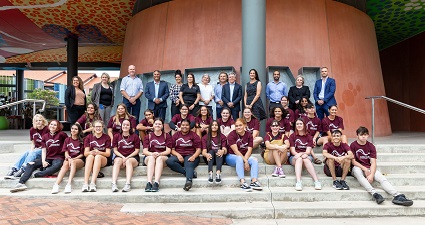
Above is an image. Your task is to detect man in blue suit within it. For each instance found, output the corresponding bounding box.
[145,70,170,120]
[313,67,337,120]
[221,72,242,120]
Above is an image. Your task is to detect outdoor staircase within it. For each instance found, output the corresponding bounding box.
[0,141,424,219]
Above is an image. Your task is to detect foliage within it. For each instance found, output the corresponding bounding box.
[27,88,60,106]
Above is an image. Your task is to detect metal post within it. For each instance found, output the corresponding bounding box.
[66,35,78,87]
[371,98,375,143]
[16,70,24,115]
[33,101,36,117]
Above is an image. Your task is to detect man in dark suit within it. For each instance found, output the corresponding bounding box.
[221,72,242,120]
[145,70,170,120]
[313,67,337,120]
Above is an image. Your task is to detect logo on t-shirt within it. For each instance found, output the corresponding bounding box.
[306,121,318,131]
[245,127,254,133]
[46,139,61,147]
[33,133,42,142]
[355,149,369,160]
[176,138,193,147]
[67,143,80,153]
[329,123,339,129]
[150,139,166,149]
[236,138,248,149]
[118,139,134,149]
[89,141,106,150]
[331,150,346,157]
[295,138,308,149]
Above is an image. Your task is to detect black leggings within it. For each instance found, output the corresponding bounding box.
[204,150,224,172]
[19,158,64,184]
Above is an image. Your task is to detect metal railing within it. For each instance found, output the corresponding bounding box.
[0,99,46,117]
[365,96,425,143]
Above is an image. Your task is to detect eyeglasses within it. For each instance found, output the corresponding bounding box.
[271,125,279,127]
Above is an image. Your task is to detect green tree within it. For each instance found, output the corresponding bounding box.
[27,88,60,106]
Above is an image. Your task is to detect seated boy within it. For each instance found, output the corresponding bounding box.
[322,130,353,190]
[350,126,413,206]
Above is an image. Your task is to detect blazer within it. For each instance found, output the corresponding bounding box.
[145,80,170,109]
[221,82,242,112]
[288,85,310,110]
[91,83,114,107]
[313,77,337,107]
[65,86,86,109]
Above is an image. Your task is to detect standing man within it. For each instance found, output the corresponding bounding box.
[313,67,336,120]
[222,72,242,120]
[145,70,169,120]
[266,70,287,111]
[120,65,144,122]
[214,72,228,119]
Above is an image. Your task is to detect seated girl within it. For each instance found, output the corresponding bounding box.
[264,120,289,178]
[201,120,227,184]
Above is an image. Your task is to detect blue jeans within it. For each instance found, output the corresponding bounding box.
[225,154,258,180]
[123,98,141,122]
[13,148,42,170]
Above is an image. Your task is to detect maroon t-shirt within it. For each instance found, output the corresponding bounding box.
[84,133,111,152]
[322,116,344,133]
[265,118,290,134]
[113,133,140,157]
[227,130,253,156]
[304,116,322,137]
[172,131,201,156]
[285,108,295,125]
[201,134,227,152]
[30,126,49,149]
[350,140,377,168]
[41,132,68,160]
[195,116,212,127]
[171,114,195,128]
[264,132,288,142]
[62,137,84,158]
[77,114,102,130]
[245,118,260,134]
[143,132,172,153]
[295,109,307,119]
[107,116,137,136]
[139,118,154,134]
[289,133,313,154]
[323,142,351,166]
[217,118,234,129]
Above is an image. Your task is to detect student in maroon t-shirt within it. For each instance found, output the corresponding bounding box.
[76,103,102,136]
[303,104,323,165]
[351,126,413,206]
[169,104,196,135]
[264,120,290,178]
[202,120,227,184]
[11,120,68,193]
[5,114,49,179]
[136,109,154,144]
[107,103,137,143]
[217,107,235,136]
[243,108,263,149]
[318,105,347,146]
[294,97,311,119]
[166,119,201,191]
[281,96,295,128]
[51,124,85,194]
[225,118,262,192]
[143,118,172,192]
[195,105,212,138]
[289,118,321,191]
[111,119,141,192]
[322,130,353,191]
[266,106,290,137]
[82,120,111,192]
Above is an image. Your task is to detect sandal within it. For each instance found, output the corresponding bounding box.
[313,158,322,164]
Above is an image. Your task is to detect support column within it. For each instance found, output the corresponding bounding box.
[66,36,78,86]
[242,0,266,133]
[16,69,24,114]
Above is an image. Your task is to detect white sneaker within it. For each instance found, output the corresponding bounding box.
[51,184,60,194]
[122,183,131,192]
[64,184,72,194]
[89,183,97,192]
[10,183,27,193]
[112,183,119,192]
[314,181,322,190]
[295,181,303,191]
[82,184,89,192]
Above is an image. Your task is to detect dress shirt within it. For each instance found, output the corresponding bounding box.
[229,82,235,102]
[214,83,226,108]
[318,76,328,100]
[266,81,287,102]
[120,75,144,97]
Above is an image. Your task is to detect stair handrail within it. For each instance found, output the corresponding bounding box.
[0,99,46,117]
[365,96,425,143]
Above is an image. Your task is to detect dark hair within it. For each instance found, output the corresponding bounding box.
[306,103,314,109]
[153,118,165,133]
[180,118,191,126]
[270,119,280,127]
[180,104,189,111]
[270,106,288,119]
[84,103,101,123]
[175,69,182,77]
[144,108,154,117]
[71,123,84,144]
[328,105,338,110]
[294,118,307,135]
[206,120,222,150]
[49,120,63,133]
[120,119,134,135]
[243,107,258,121]
[196,105,211,119]
[297,97,312,115]
[187,73,196,84]
[249,69,260,81]
[356,126,369,135]
[331,129,343,136]
[221,107,232,119]
[218,71,228,83]
[153,70,161,74]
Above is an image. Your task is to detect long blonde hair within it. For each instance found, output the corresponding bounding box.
[114,103,133,125]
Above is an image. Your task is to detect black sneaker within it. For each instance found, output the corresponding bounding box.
[340,180,350,190]
[392,194,414,206]
[373,193,385,204]
[145,182,152,192]
[97,172,104,178]
[183,181,192,191]
[151,182,159,192]
[193,171,197,179]
[333,180,342,190]
[208,173,213,184]
[240,182,252,192]
[6,168,16,176]
[215,173,222,184]
[250,181,263,191]
[13,168,25,179]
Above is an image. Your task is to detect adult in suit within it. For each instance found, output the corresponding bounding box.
[313,67,337,120]
[65,76,86,124]
[288,75,310,110]
[144,70,170,121]
[222,72,242,120]
[91,72,114,132]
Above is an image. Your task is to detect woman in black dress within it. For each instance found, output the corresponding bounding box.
[288,75,310,111]
[244,69,266,121]
[179,73,201,116]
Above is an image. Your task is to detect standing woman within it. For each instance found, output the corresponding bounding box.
[226,118,262,191]
[244,69,266,121]
[281,96,295,128]
[169,70,184,118]
[242,108,263,149]
[264,120,290,178]
[111,119,140,192]
[289,118,321,191]
[107,103,137,143]
[82,120,111,192]
[142,118,172,192]
[202,120,227,184]
[76,103,102,136]
[51,123,85,194]
[288,75,310,111]
[217,107,235,136]
[166,119,201,191]
[195,105,212,138]
[91,72,114,131]
[179,73,201,116]
[11,120,68,193]
[198,74,214,115]
[65,76,87,124]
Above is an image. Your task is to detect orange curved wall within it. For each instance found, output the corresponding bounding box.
[120,0,391,137]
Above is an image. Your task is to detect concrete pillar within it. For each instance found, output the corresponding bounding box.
[66,36,78,86]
